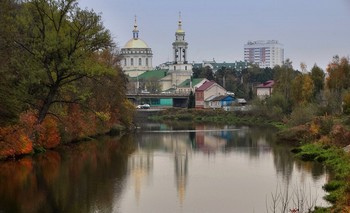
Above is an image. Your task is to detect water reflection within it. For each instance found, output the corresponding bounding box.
[0,136,135,213]
[0,123,329,213]
[127,123,329,212]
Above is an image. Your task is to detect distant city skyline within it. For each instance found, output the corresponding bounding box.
[79,0,350,71]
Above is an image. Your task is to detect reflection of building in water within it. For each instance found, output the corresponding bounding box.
[195,125,226,153]
[136,132,192,204]
[128,149,153,203]
[175,151,188,204]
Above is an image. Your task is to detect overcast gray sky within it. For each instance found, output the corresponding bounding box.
[79,0,350,71]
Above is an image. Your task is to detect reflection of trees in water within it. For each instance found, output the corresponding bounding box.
[272,145,295,182]
[294,159,326,182]
[271,140,326,183]
[223,126,276,158]
[0,135,135,213]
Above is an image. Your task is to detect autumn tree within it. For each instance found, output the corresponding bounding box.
[291,74,314,106]
[13,0,114,124]
[326,56,350,113]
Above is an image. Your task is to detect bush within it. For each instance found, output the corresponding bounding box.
[289,104,317,127]
[323,180,343,192]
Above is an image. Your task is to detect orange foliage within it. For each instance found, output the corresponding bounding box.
[0,126,33,158]
[0,111,37,158]
[61,104,100,141]
[35,116,61,149]
[309,121,320,137]
[0,110,64,159]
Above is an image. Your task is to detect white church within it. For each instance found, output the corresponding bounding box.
[120,14,193,92]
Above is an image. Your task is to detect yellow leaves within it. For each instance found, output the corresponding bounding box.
[301,74,314,103]
[309,121,320,136]
[96,111,111,122]
[291,74,314,106]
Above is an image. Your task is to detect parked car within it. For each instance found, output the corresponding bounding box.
[136,104,150,109]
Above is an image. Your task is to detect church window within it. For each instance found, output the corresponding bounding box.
[139,58,142,66]
[131,58,134,66]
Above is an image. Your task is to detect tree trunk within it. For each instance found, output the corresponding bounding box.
[37,85,58,124]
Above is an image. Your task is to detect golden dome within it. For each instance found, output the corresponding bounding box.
[124,38,149,49]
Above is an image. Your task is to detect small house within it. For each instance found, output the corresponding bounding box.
[256,80,274,99]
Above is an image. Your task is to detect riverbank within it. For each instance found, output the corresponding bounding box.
[149,108,284,128]
[0,122,132,161]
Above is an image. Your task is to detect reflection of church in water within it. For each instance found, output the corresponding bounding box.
[128,142,189,204]
[128,147,153,203]
[127,126,231,204]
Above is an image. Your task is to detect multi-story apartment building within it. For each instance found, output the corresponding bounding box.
[244,40,284,68]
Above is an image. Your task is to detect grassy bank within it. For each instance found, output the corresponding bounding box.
[276,115,350,212]
[292,143,350,212]
[150,108,285,128]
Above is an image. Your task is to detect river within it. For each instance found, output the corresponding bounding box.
[0,122,329,213]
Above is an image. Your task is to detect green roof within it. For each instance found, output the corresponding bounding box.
[178,78,205,88]
[130,69,168,80]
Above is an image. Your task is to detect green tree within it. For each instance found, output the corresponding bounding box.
[187,91,195,108]
[145,78,162,93]
[310,64,325,98]
[0,0,28,125]
[13,0,114,124]
[273,59,298,113]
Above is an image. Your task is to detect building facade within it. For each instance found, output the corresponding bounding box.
[195,81,227,109]
[256,80,274,99]
[121,17,153,77]
[244,40,284,68]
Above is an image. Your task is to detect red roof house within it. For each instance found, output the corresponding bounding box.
[195,81,227,109]
[256,80,274,99]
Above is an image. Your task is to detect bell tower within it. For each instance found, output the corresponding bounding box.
[173,12,188,64]
[168,12,192,88]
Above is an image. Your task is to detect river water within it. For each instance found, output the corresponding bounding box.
[0,122,329,213]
